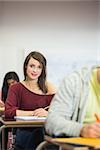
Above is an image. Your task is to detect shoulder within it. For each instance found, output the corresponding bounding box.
[9,82,22,91]
[46,81,57,94]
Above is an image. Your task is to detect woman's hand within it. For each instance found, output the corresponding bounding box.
[0,100,5,107]
[80,122,100,138]
[33,108,48,117]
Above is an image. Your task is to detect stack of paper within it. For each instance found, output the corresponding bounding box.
[14,116,46,121]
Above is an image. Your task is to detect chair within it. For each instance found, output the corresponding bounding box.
[36,141,60,150]
[35,141,48,150]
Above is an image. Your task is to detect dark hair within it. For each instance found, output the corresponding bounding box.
[1,71,19,102]
[23,51,47,93]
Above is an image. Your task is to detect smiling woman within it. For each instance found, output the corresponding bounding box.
[5,51,56,150]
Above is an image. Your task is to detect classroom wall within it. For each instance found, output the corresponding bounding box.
[0,1,99,87]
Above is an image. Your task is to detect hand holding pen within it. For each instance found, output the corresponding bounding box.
[94,113,100,123]
[44,106,50,110]
[80,114,100,138]
[32,106,49,117]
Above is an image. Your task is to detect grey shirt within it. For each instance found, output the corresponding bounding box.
[45,66,98,137]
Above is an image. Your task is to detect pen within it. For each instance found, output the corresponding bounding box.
[94,113,100,122]
[44,106,49,110]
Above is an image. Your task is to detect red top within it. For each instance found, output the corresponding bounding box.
[5,82,55,119]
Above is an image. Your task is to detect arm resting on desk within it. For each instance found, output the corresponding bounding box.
[16,110,34,116]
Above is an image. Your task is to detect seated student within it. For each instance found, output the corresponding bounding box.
[5,51,56,150]
[45,66,100,138]
[0,71,20,149]
[1,71,20,103]
[0,71,19,109]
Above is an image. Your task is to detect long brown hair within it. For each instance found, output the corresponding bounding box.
[23,51,47,93]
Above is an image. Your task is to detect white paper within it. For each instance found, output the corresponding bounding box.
[14,116,46,121]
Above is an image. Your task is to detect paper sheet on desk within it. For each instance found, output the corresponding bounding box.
[14,116,46,121]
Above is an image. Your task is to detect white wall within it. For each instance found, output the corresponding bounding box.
[0,1,99,87]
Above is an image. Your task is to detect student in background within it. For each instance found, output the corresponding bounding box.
[0,71,20,112]
[5,51,56,150]
[0,71,20,150]
[0,71,20,111]
[1,71,20,103]
[46,66,100,138]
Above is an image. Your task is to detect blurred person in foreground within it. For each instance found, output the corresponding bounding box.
[46,66,100,138]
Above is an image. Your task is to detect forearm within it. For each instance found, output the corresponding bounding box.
[0,100,5,107]
[16,109,34,116]
[46,112,83,137]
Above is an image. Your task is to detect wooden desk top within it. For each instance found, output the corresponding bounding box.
[0,117,45,127]
[45,135,100,150]
[0,117,45,150]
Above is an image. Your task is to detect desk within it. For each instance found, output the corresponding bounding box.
[36,135,100,150]
[0,117,45,150]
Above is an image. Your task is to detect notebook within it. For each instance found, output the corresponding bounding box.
[14,116,46,121]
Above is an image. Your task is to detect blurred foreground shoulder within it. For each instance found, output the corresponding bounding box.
[46,81,57,94]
